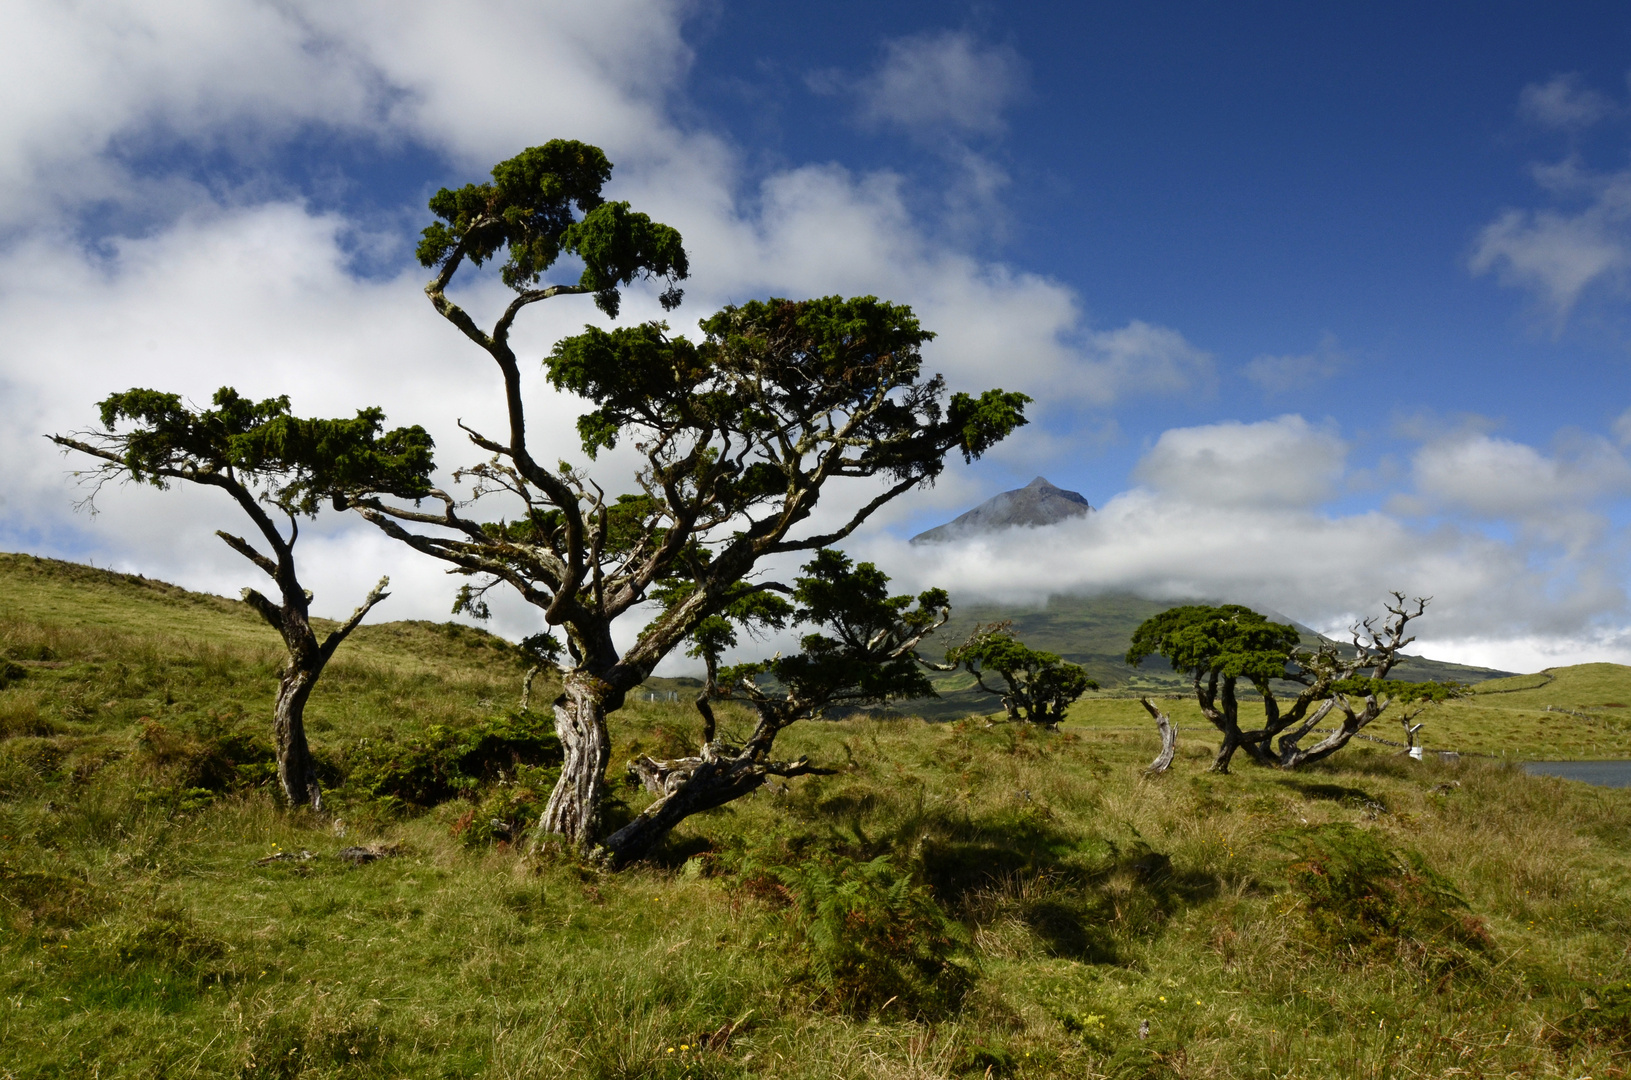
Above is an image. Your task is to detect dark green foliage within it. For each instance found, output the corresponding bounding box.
[348,713,561,809]
[723,550,948,709]
[547,295,1028,473]
[451,771,554,848]
[1274,824,1493,965]
[417,140,686,314]
[1126,604,1301,683]
[1127,598,1461,771]
[93,386,435,514]
[772,855,972,1018]
[946,621,1097,725]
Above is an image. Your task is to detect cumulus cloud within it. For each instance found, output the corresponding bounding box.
[1409,430,1631,520]
[852,30,1026,138]
[1132,416,1345,508]
[0,0,1207,643]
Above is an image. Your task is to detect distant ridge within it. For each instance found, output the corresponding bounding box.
[910,476,1091,545]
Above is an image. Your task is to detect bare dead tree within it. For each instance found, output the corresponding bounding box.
[1141,698,1177,774]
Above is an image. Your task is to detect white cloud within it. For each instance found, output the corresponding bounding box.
[858,484,1629,663]
[0,0,386,225]
[7,2,1631,677]
[1242,333,1346,393]
[1517,74,1614,129]
[845,414,1631,673]
[854,30,1026,138]
[858,483,1630,674]
[1409,430,1631,521]
[1471,77,1631,321]
[1470,187,1631,320]
[1133,416,1345,508]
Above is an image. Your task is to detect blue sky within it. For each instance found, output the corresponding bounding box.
[5,1,1631,670]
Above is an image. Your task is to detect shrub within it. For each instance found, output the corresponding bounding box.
[1554,980,1631,1051]
[773,854,972,1018]
[1274,823,1492,968]
[135,718,275,795]
[449,765,554,847]
[349,712,561,809]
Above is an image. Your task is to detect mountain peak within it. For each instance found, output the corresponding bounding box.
[910,478,1092,545]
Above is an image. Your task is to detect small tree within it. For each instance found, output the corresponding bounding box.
[607,550,949,865]
[943,621,1096,728]
[51,388,434,808]
[1125,595,1457,773]
[346,142,1029,852]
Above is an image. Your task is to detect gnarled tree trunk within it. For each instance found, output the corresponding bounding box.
[272,668,323,810]
[1274,695,1377,768]
[597,702,831,866]
[538,670,617,846]
[238,573,389,812]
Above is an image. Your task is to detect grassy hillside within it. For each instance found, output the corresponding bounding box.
[905,593,1511,720]
[3,554,1631,1079]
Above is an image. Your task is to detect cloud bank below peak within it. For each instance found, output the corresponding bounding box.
[858,413,1631,673]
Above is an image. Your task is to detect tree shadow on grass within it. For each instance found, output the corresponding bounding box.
[917,815,1219,964]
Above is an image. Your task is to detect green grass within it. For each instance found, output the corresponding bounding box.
[3,553,1631,1078]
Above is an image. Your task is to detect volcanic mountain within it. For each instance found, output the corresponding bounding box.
[909,476,1092,545]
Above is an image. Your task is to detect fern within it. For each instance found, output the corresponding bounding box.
[773,855,972,1017]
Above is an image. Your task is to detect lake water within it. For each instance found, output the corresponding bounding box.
[1522,761,1631,788]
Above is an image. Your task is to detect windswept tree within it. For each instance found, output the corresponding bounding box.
[344,141,1029,853]
[52,388,434,808]
[609,550,948,865]
[1125,596,1459,773]
[943,621,1096,728]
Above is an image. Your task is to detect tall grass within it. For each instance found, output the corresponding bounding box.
[3,554,1631,1077]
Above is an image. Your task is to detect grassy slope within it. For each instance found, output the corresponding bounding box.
[3,554,1630,1079]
